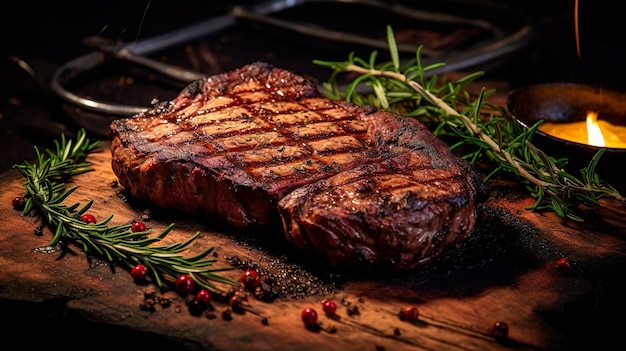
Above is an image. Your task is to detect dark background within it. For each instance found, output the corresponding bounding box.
[1,0,623,171]
[0,2,624,349]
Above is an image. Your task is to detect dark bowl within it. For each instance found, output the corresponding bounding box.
[506,83,626,183]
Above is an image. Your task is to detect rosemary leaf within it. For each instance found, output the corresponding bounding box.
[13,128,237,293]
[313,25,625,220]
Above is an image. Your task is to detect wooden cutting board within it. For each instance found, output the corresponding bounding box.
[1,141,625,350]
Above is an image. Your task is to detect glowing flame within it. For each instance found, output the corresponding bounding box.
[586,112,605,146]
[538,112,626,148]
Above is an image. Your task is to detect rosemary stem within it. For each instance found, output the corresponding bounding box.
[344,64,552,189]
[13,128,238,293]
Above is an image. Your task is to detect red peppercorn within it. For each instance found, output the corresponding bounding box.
[80,213,97,224]
[131,221,146,232]
[12,196,25,211]
[240,269,261,289]
[175,274,195,294]
[322,300,337,316]
[555,257,572,273]
[492,321,509,339]
[301,307,318,327]
[130,264,148,280]
[196,289,211,305]
[402,305,419,322]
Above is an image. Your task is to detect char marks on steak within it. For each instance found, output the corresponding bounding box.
[109,62,486,270]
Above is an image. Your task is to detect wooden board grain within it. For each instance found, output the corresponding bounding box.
[1,142,625,350]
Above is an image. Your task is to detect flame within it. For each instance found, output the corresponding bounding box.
[538,112,626,148]
[587,112,604,146]
[586,112,605,146]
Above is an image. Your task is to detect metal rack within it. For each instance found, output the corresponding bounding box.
[49,0,533,116]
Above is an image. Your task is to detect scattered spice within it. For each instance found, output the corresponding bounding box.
[346,304,360,316]
[240,269,261,289]
[80,213,96,224]
[175,274,195,294]
[322,300,338,316]
[11,196,25,210]
[222,309,233,320]
[492,321,509,339]
[187,297,205,316]
[325,324,338,334]
[301,307,318,327]
[555,257,572,274]
[401,305,419,322]
[140,289,158,312]
[229,294,248,314]
[226,254,343,301]
[130,221,147,232]
[131,264,148,281]
[196,289,212,306]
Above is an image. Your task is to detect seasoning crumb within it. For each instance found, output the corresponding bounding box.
[346,304,360,316]
[139,300,156,312]
[159,296,172,308]
[140,209,152,221]
[34,225,44,237]
[226,252,343,301]
[222,309,233,320]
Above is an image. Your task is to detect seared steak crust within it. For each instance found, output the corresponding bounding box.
[109,62,484,269]
[279,112,478,269]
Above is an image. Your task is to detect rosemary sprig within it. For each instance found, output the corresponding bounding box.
[13,128,237,292]
[314,25,625,221]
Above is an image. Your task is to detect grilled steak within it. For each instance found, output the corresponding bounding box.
[109,61,486,270]
[278,113,483,270]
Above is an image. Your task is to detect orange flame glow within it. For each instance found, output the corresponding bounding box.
[586,112,604,146]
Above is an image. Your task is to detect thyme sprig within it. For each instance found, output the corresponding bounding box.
[314,25,625,221]
[13,129,237,292]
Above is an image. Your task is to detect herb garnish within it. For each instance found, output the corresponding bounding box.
[13,129,237,292]
[314,25,625,221]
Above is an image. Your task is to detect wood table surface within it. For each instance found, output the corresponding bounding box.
[1,137,625,350]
